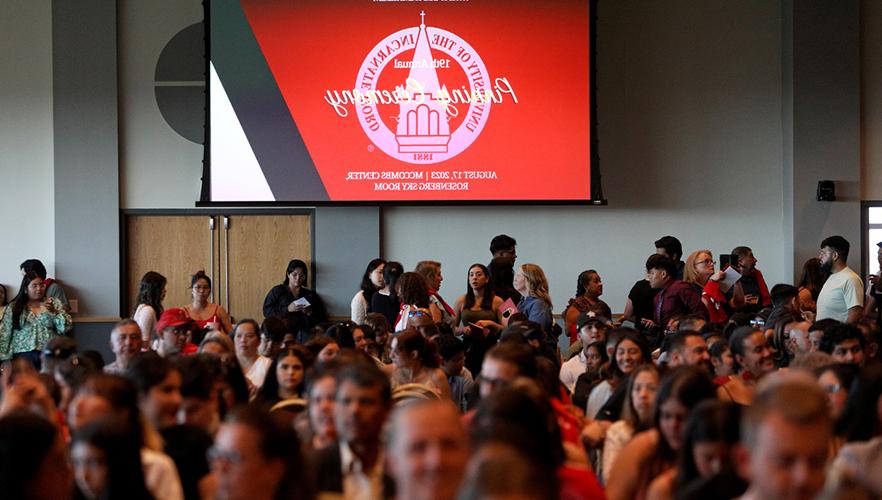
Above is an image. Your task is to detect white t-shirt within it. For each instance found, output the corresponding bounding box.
[133,304,157,344]
[141,448,184,500]
[559,351,587,394]
[816,266,863,322]
[351,290,368,324]
[586,380,613,420]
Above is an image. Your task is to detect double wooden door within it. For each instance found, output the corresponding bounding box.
[124,212,312,323]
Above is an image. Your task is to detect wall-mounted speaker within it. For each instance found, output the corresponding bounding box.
[817,180,836,201]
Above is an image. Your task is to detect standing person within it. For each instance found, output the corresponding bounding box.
[562,270,612,341]
[394,272,441,331]
[514,263,553,333]
[453,264,504,334]
[644,255,706,335]
[489,234,517,262]
[0,271,72,366]
[817,235,864,323]
[20,258,70,312]
[488,256,522,305]
[183,270,232,338]
[133,271,167,346]
[726,246,771,314]
[233,319,272,391]
[351,259,385,324]
[655,236,685,280]
[263,259,328,343]
[371,261,403,327]
[798,257,827,314]
[416,260,456,327]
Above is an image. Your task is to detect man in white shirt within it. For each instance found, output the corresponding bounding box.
[559,313,609,393]
[816,236,864,323]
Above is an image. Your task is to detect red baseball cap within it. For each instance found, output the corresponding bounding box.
[156,307,193,333]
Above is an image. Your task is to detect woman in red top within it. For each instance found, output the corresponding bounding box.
[183,270,233,342]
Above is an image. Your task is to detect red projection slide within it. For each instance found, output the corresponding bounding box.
[209,0,593,203]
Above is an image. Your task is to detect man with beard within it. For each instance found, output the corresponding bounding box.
[666,330,712,372]
[817,235,863,323]
[717,326,775,405]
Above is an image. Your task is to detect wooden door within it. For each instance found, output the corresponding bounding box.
[125,215,217,316]
[221,215,311,323]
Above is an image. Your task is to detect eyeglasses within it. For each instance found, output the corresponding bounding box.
[695,259,716,266]
[408,310,429,318]
[207,446,243,465]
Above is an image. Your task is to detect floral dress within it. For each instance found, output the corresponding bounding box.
[0,298,72,360]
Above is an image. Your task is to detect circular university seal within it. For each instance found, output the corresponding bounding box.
[354,13,492,165]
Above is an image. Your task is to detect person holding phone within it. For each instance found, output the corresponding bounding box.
[725,246,771,314]
[0,271,72,368]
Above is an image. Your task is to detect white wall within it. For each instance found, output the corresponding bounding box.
[0,0,54,298]
[863,0,882,199]
[384,0,787,313]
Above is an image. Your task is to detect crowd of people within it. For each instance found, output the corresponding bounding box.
[0,233,881,500]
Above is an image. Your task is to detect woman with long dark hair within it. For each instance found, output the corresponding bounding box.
[371,261,404,326]
[257,346,313,406]
[606,367,717,500]
[262,259,328,343]
[183,270,232,338]
[0,271,72,366]
[453,264,504,334]
[71,416,153,500]
[586,328,651,420]
[133,271,167,346]
[390,328,450,399]
[798,257,826,313]
[563,269,612,341]
[350,258,385,324]
[393,272,441,331]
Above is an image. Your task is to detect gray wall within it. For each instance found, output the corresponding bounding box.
[53,0,120,317]
[1,0,871,321]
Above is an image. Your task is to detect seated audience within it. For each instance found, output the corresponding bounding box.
[647,399,742,500]
[256,346,312,406]
[587,328,650,421]
[310,360,393,498]
[666,330,712,372]
[436,333,476,412]
[605,367,716,500]
[395,271,442,330]
[735,372,831,500]
[233,319,272,390]
[105,319,143,374]
[570,340,609,410]
[257,316,286,359]
[211,405,314,500]
[390,328,451,399]
[305,335,340,363]
[351,258,385,324]
[709,340,735,378]
[600,363,660,484]
[155,307,193,358]
[717,326,775,405]
[561,313,611,393]
[386,399,469,500]
[71,416,153,500]
[0,411,74,500]
[820,323,866,366]
[301,361,339,451]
